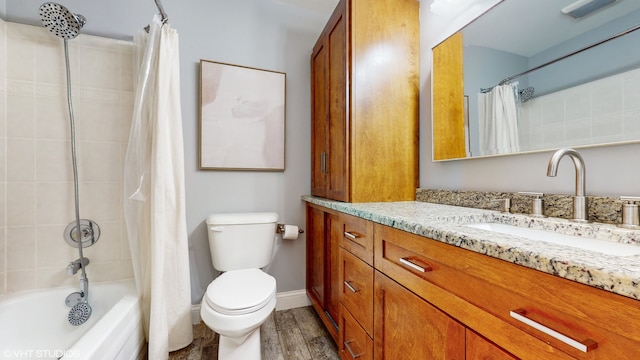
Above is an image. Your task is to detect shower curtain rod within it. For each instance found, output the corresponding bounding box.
[481,22,640,92]
[154,0,168,24]
[144,0,168,32]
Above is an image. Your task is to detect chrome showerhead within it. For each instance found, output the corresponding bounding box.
[519,87,535,103]
[68,301,92,326]
[39,2,86,40]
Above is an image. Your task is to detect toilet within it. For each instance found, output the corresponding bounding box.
[200,212,279,360]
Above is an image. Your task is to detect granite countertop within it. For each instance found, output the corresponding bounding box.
[302,195,640,301]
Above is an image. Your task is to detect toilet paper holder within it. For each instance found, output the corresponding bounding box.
[276,224,304,234]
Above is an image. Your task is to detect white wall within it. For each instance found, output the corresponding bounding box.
[3,0,329,303]
[420,0,640,197]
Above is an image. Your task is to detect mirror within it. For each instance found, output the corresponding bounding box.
[432,0,640,161]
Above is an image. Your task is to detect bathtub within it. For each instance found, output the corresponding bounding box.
[0,279,144,360]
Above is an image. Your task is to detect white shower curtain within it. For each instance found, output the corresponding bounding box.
[123,15,193,359]
[478,84,520,155]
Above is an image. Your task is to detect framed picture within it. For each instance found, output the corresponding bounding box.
[199,60,286,171]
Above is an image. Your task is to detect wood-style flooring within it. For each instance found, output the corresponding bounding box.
[168,306,340,360]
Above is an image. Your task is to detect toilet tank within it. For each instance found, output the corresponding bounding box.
[205,212,279,271]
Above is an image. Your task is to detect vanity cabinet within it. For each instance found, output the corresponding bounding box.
[374,223,640,359]
[310,0,419,202]
[307,202,640,358]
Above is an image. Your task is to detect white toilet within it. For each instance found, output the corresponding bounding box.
[200,212,279,360]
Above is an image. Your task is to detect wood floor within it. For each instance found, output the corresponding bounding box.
[167,306,340,360]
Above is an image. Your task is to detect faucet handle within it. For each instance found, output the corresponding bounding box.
[490,198,511,213]
[618,196,640,229]
[518,192,546,218]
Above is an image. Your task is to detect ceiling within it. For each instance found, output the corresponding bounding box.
[462,0,640,57]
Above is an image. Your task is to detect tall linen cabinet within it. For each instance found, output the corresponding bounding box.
[310,0,419,203]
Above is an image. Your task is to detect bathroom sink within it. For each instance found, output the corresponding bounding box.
[464,222,640,256]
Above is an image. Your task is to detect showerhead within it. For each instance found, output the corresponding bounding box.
[68,301,92,326]
[39,2,86,40]
[519,87,535,103]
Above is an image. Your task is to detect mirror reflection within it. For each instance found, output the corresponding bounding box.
[433,0,640,160]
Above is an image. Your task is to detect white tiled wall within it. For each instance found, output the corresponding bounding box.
[519,68,640,151]
[1,19,135,294]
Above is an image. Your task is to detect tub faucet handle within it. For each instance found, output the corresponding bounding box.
[618,196,640,229]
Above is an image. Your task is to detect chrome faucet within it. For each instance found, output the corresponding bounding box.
[546,148,589,222]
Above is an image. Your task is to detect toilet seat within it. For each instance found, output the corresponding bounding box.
[205,269,276,316]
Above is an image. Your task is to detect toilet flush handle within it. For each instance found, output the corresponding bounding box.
[209,226,224,232]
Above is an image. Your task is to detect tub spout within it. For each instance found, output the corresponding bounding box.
[546,148,588,222]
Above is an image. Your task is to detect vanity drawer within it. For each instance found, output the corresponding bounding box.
[339,304,373,360]
[340,212,374,265]
[374,223,640,359]
[339,248,374,336]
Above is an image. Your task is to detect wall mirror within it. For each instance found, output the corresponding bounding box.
[432,0,640,161]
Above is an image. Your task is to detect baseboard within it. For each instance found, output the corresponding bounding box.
[275,289,311,311]
[191,289,310,324]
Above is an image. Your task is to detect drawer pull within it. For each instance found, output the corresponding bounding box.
[344,280,360,293]
[509,309,597,353]
[344,340,363,359]
[344,231,358,239]
[399,257,432,273]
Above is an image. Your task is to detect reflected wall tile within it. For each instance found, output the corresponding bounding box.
[591,75,623,116]
[564,85,591,121]
[623,68,640,110]
[622,108,640,140]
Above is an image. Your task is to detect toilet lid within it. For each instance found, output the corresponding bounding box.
[205,269,276,316]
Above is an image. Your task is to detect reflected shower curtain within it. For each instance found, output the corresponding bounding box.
[478,84,520,155]
[124,15,193,359]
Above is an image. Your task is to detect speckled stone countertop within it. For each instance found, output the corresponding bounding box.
[301,195,640,301]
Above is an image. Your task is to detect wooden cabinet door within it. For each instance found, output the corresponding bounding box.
[310,0,348,201]
[306,205,326,309]
[325,212,343,330]
[374,271,465,360]
[310,37,328,198]
[466,330,517,360]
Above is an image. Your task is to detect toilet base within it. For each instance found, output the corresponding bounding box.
[218,327,262,360]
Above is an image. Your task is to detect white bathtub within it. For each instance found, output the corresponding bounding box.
[0,279,144,360]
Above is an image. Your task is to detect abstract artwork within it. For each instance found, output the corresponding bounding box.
[199,60,286,171]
